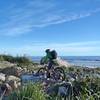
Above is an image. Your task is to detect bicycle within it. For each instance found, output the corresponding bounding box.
[37,64,66,81]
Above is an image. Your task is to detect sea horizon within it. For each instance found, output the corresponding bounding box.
[30,56,100,68]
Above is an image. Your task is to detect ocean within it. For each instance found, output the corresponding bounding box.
[31,56,100,68]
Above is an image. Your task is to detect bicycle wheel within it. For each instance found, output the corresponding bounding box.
[54,67,66,81]
[37,67,48,77]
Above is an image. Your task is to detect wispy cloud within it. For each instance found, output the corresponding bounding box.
[1,41,100,56]
[0,0,100,36]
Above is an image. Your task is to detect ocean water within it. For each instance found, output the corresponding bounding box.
[31,56,100,68]
[61,56,100,68]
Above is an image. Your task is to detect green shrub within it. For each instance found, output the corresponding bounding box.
[0,54,34,67]
[8,82,47,100]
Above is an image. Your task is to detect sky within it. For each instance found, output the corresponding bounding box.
[0,0,100,56]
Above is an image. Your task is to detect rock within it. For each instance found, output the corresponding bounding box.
[1,66,23,77]
[8,80,19,90]
[5,75,21,82]
[46,84,59,96]
[58,86,67,96]
[0,83,12,99]
[46,82,72,97]
[0,73,6,82]
[0,61,16,69]
[58,82,72,97]
[5,75,21,88]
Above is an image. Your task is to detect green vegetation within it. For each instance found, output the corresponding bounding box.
[8,78,100,100]
[8,82,48,100]
[0,54,34,67]
[72,78,100,100]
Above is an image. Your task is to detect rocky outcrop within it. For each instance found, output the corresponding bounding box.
[0,61,15,69]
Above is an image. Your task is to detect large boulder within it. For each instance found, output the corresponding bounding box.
[5,75,21,89]
[46,82,72,98]
[5,75,21,82]
[0,73,6,82]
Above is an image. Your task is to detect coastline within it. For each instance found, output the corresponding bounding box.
[31,56,100,68]
[0,55,100,100]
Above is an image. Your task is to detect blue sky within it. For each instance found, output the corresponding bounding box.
[0,0,100,56]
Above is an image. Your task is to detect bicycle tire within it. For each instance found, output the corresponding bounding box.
[54,67,66,81]
[37,67,48,76]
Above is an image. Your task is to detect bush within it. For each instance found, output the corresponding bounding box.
[0,54,34,67]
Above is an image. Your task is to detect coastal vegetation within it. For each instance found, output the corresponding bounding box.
[0,54,100,100]
[0,54,33,65]
[8,82,47,100]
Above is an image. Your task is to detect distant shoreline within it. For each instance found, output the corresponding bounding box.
[31,56,100,68]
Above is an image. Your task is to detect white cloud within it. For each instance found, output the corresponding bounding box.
[0,0,100,36]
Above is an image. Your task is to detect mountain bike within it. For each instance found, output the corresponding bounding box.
[37,64,66,81]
